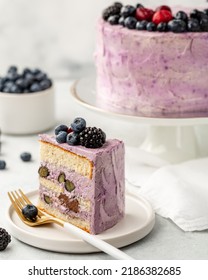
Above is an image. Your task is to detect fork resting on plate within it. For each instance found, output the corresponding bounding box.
[8,189,134,260]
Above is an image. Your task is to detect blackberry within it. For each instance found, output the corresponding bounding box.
[102,5,121,21]
[0,228,11,251]
[79,127,106,148]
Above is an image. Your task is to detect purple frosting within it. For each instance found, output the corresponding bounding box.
[95,19,208,118]
[39,134,125,234]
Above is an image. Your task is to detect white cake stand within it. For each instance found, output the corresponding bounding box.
[70,76,208,163]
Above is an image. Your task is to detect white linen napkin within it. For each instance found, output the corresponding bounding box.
[126,146,208,231]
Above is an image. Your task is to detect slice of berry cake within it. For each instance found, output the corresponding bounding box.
[38,117,125,234]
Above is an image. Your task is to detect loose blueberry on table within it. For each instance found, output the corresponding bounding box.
[0,66,52,93]
[20,152,32,162]
[102,2,208,33]
[0,160,6,170]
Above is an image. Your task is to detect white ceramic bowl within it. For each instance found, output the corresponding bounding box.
[0,86,55,135]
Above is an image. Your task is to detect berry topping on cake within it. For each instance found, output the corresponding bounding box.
[108,15,120,25]
[102,4,121,21]
[56,131,68,144]
[135,7,154,21]
[102,2,208,33]
[79,127,106,148]
[146,22,157,32]
[66,132,80,146]
[22,204,38,221]
[168,19,187,33]
[175,11,188,22]
[0,228,11,251]
[124,16,137,29]
[71,117,86,133]
[155,5,172,12]
[136,20,148,30]
[187,18,201,32]
[55,124,68,135]
[120,5,136,18]
[54,118,106,148]
[157,22,168,32]
[152,10,173,25]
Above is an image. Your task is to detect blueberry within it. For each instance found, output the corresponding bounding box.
[200,16,208,31]
[35,72,47,82]
[66,132,80,146]
[124,16,137,29]
[168,19,187,33]
[25,73,34,85]
[2,87,11,93]
[118,16,125,26]
[15,78,27,89]
[204,9,208,16]
[71,117,86,133]
[175,11,188,22]
[120,5,136,18]
[40,79,52,90]
[136,20,148,30]
[190,9,204,20]
[22,204,38,221]
[146,22,157,32]
[30,68,41,75]
[187,18,201,32]
[30,83,41,92]
[20,152,32,162]
[56,131,67,144]
[0,160,6,170]
[6,72,19,82]
[8,66,17,73]
[22,68,31,76]
[10,84,22,93]
[157,22,168,32]
[55,124,68,135]
[108,15,120,25]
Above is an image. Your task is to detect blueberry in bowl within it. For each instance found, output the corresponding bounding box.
[0,66,55,135]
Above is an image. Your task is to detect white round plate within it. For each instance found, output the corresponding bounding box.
[70,75,208,127]
[7,190,155,253]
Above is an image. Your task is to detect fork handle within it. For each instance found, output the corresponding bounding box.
[63,222,134,260]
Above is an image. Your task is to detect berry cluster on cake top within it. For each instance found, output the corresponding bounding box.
[55,117,106,149]
[102,2,208,33]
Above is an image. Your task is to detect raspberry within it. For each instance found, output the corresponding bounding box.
[0,228,11,251]
[152,10,173,25]
[155,5,172,13]
[135,7,154,21]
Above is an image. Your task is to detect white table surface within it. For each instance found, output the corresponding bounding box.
[0,80,208,260]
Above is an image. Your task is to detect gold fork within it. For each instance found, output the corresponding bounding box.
[8,189,134,260]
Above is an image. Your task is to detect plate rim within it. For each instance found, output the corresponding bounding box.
[6,189,155,254]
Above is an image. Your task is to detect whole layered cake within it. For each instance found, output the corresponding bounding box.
[38,117,125,234]
[95,3,208,117]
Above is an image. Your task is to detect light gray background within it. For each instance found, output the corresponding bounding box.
[0,0,205,78]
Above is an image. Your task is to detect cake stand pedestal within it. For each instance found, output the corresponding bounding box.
[71,76,208,163]
[140,126,199,163]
